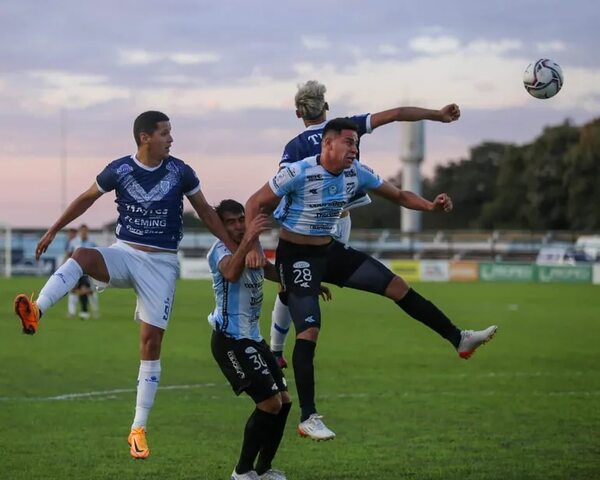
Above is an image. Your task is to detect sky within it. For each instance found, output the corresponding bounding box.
[1,0,599,228]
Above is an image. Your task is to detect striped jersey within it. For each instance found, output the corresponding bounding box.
[269,155,383,236]
[96,155,200,251]
[207,240,264,341]
[279,114,373,211]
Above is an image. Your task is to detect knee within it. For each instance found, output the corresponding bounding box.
[384,276,410,301]
[140,329,163,359]
[259,394,283,414]
[280,391,292,405]
[71,248,93,270]
[296,326,319,342]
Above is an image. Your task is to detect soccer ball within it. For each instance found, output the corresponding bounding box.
[523,59,564,99]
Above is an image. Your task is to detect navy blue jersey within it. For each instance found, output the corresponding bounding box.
[279,114,372,167]
[279,114,373,211]
[96,155,200,251]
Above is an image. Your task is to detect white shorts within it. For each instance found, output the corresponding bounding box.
[94,241,180,330]
[331,214,352,245]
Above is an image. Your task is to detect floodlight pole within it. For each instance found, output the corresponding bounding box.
[400,121,425,233]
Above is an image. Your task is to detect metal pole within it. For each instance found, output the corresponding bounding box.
[60,109,68,211]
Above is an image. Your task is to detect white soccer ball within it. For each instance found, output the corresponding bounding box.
[523,59,564,99]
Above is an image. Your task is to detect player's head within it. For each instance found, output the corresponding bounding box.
[215,199,246,244]
[133,111,172,160]
[78,224,89,240]
[66,228,77,240]
[322,117,359,170]
[295,80,328,122]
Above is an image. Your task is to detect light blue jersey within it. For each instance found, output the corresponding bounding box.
[279,114,373,212]
[207,241,264,341]
[269,155,384,236]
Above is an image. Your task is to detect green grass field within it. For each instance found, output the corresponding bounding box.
[1,278,599,480]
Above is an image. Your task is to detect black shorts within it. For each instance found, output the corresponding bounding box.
[276,238,395,332]
[276,238,394,295]
[211,330,287,404]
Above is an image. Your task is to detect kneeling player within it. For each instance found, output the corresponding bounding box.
[208,200,330,480]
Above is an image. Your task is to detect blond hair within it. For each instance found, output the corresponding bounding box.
[294,80,327,120]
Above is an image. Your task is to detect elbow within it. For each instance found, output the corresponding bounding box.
[222,270,242,283]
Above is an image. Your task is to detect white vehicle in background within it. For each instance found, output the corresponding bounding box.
[535,246,593,266]
[575,236,600,262]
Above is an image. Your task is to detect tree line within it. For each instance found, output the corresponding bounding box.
[350,117,600,231]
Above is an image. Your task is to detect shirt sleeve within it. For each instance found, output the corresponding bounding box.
[350,114,373,136]
[268,164,301,196]
[279,140,298,167]
[208,242,232,272]
[96,164,118,193]
[356,162,383,190]
[181,163,201,196]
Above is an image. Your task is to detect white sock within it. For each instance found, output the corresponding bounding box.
[132,359,161,429]
[89,292,99,314]
[270,295,292,352]
[37,259,83,314]
[67,293,78,315]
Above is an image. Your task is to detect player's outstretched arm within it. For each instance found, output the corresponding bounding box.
[36,183,103,260]
[371,181,453,213]
[188,190,237,253]
[218,214,270,283]
[370,104,460,129]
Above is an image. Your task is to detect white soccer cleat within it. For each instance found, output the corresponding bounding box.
[231,469,260,480]
[457,325,498,359]
[259,469,287,480]
[297,413,336,441]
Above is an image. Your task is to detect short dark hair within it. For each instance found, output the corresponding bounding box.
[215,199,244,220]
[322,117,359,139]
[133,111,170,146]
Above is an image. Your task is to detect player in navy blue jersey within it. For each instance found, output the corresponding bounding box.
[270,80,461,369]
[247,118,497,440]
[13,111,237,459]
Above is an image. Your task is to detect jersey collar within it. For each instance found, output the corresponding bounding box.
[131,155,164,172]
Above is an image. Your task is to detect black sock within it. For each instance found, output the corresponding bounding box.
[396,288,462,348]
[255,402,292,475]
[236,408,278,474]
[292,339,317,421]
[79,294,89,313]
[278,291,288,306]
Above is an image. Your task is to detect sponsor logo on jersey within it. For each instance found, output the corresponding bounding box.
[328,185,337,195]
[293,261,310,269]
[307,174,323,182]
[344,169,357,177]
[117,163,134,176]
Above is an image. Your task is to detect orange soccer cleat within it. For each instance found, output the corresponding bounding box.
[128,427,150,459]
[14,294,40,335]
